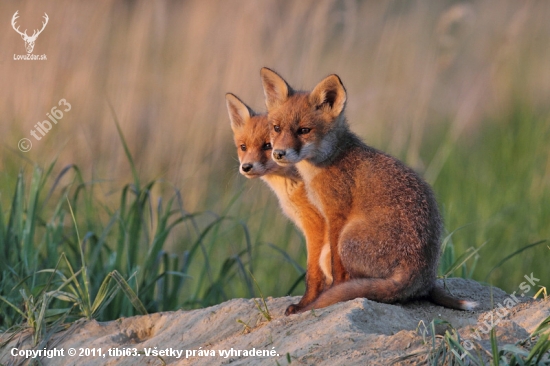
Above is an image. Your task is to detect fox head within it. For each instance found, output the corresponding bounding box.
[260,68,347,166]
[226,93,286,178]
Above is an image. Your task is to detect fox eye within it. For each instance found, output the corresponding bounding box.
[262,142,272,150]
[240,144,247,151]
[273,125,281,133]
[297,128,311,135]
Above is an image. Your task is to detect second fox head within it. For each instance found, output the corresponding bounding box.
[226,93,282,178]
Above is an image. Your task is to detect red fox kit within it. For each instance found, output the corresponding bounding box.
[260,68,476,312]
[225,93,333,314]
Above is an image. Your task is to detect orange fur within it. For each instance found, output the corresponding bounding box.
[226,93,333,315]
[260,69,476,312]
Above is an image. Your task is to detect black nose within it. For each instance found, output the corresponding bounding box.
[273,150,286,160]
[241,163,253,172]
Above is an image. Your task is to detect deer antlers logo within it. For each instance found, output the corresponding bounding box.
[12,11,49,54]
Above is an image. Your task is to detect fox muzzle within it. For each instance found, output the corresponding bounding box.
[241,163,253,172]
[273,150,286,160]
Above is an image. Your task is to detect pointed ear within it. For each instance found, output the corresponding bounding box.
[309,74,347,118]
[260,67,292,110]
[226,93,254,131]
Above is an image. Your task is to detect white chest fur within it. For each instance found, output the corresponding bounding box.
[296,161,325,218]
[261,175,301,227]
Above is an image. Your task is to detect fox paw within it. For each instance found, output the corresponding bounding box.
[285,304,302,316]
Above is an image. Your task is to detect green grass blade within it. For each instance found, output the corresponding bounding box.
[0,294,27,318]
[490,328,499,366]
[91,272,115,315]
[65,197,92,318]
[106,98,140,189]
[110,271,147,315]
[266,242,305,273]
[443,241,487,278]
[440,224,472,259]
[286,273,306,295]
[525,333,550,363]
[231,254,254,298]
[530,314,550,337]
[47,290,81,303]
[247,270,270,321]
[484,240,547,282]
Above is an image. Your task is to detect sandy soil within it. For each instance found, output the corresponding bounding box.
[1,278,548,365]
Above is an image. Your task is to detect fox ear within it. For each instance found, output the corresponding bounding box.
[226,93,254,131]
[260,68,292,110]
[309,74,347,118]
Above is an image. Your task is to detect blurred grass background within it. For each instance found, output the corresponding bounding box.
[1,0,549,323]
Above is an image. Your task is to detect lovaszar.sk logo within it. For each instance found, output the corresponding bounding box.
[12,10,48,60]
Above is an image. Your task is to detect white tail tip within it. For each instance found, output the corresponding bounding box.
[460,301,478,311]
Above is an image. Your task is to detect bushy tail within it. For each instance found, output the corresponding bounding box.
[300,277,477,312]
[429,281,477,310]
[301,276,407,312]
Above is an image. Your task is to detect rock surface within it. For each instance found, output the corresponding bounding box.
[1,278,548,365]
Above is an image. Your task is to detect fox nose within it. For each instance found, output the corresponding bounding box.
[241,163,253,172]
[273,150,286,160]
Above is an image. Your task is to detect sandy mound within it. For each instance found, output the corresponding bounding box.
[1,278,548,365]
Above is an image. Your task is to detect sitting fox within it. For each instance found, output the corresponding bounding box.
[260,68,476,313]
[226,93,334,314]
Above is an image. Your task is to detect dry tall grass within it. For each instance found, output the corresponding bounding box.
[2,0,550,303]
[0,0,550,254]
[2,0,549,211]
